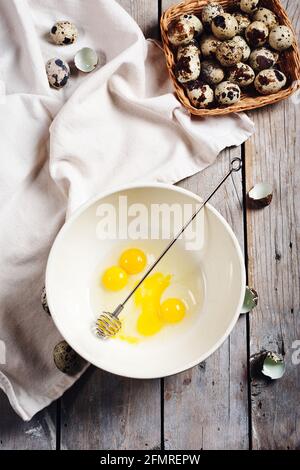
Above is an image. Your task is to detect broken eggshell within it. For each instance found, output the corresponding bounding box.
[247,182,273,208]
[262,352,285,379]
[74,47,98,72]
[240,286,258,314]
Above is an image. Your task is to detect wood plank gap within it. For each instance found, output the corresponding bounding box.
[241,142,253,451]
[56,398,61,450]
[160,377,165,450]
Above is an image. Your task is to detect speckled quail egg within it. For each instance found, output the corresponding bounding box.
[249,47,279,72]
[227,62,255,87]
[231,35,251,61]
[201,60,225,85]
[177,40,200,60]
[215,81,241,105]
[212,13,238,40]
[185,80,214,108]
[254,69,287,95]
[167,14,203,46]
[232,12,251,36]
[50,21,78,45]
[175,55,201,83]
[46,58,70,89]
[216,40,243,67]
[253,8,278,30]
[200,35,221,58]
[240,0,259,15]
[201,2,224,28]
[53,341,82,374]
[269,25,294,51]
[245,21,269,48]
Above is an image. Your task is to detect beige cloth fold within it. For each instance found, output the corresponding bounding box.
[0,0,254,420]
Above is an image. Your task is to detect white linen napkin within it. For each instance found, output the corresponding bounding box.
[0,0,254,421]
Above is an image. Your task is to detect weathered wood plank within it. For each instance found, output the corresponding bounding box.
[60,0,161,450]
[118,0,159,38]
[245,0,300,449]
[0,392,56,450]
[164,148,249,450]
[161,0,249,450]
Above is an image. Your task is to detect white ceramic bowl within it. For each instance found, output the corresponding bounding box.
[46,184,245,378]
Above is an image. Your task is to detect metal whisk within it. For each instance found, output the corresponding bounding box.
[96,158,242,339]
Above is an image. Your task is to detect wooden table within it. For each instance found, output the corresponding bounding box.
[1,0,299,451]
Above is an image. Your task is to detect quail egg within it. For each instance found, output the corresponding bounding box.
[240,0,259,15]
[216,40,243,67]
[215,81,241,105]
[269,25,294,51]
[201,60,225,85]
[227,62,255,87]
[200,35,221,58]
[175,55,201,83]
[201,2,224,28]
[231,35,251,61]
[249,47,278,72]
[253,7,278,30]
[46,58,70,89]
[232,12,251,36]
[167,14,203,46]
[185,80,214,108]
[212,13,238,40]
[254,69,287,95]
[245,21,269,48]
[50,21,78,45]
[177,40,200,60]
[53,340,82,374]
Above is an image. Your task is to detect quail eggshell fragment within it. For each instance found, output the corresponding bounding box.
[215,81,241,105]
[167,14,203,46]
[247,182,273,207]
[269,25,294,51]
[201,60,224,85]
[216,40,243,67]
[201,2,224,28]
[177,40,200,60]
[46,58,70,89]
[185,80,214,108]
[245,21,269,48]
[74,47,98,72]
[262,352,285,380]
[254,69,287,95]
[50,20,78,45]
[253,7,278,30]
[200,35,221,58]
[249,47,279,72]
[228,62,255,87]
[175,55,201,83]
[240,0,259,15]
[212,13,238,40]
[240,286,258,314]
[232,12,251,36]
[231,35,251,61]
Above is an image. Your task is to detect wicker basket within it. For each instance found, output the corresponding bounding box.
[160,0,300,116]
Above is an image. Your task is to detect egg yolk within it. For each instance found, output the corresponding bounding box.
[119,248,147,275]
[102,266,128,291]
[160,298,186,323]
[135,273,171,336]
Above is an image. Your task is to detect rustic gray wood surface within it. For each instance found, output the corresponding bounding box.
[0,0,299,450]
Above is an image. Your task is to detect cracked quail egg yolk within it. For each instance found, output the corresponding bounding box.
[119,248,147,275]
[102,266,128,291]
[134,273,186,337]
